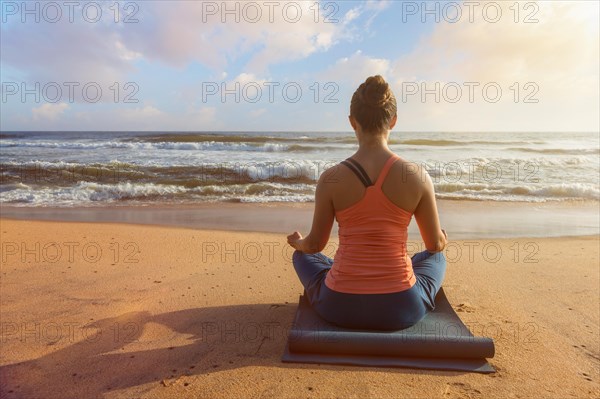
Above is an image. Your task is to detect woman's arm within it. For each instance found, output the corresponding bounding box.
[287,169,336,253]
[413,169,447,253]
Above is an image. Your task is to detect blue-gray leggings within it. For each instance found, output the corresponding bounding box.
[291,250,447,330]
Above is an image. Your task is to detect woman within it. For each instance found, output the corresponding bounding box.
[287,75,448,331]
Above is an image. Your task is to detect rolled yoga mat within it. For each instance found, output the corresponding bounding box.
[282,288,496,373]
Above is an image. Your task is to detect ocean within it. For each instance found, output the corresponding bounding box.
[1,131,598,206]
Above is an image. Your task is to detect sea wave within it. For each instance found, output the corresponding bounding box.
[2,131,598,205]
[4,137,569,152]
[2,178,597,206]
[396,139,543,146]
[0,181,315,206]
[128,133,547,147]
[2,158,597,200]
[435,181,599,201]
[0,159,330,186]
[507,147,600,155]
[0,139,333,153]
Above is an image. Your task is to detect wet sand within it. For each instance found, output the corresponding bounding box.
[1,199,598,238]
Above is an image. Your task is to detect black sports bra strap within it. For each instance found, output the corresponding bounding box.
[341,159,373,187]
[346,158,373,186]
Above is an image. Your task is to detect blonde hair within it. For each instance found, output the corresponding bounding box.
[350,75,397,134]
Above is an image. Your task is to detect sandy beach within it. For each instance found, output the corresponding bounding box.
[3,0,599,397]
[0,218,598,399]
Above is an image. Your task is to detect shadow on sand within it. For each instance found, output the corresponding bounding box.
[0,300,462,398]
[0,302,298,398]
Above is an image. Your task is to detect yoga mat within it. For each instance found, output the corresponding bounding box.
[282,288,496,373]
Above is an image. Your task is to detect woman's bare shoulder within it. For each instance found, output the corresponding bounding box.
[318,163,349,188]
[392,157,429,186]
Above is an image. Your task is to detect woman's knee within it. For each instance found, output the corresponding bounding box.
[293,250,331,266]
[413,250,446,266]
[292,250,331,279]
[292,249,309,266]
[430,251,446,267]
[292,249,302,261]
[412,250,446,284]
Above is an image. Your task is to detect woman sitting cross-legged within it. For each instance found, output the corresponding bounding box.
[287,75,448,331]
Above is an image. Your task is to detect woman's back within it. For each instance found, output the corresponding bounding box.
[328,151,424,216]
[324,153,420,294]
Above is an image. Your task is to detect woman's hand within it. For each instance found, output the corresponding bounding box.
[437,229,448,252]
[287,231,303,251]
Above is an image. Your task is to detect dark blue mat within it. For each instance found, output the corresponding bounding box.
[282,288,495,373]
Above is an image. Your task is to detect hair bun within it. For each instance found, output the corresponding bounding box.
[350,75,397,134]
[363,75,392,107]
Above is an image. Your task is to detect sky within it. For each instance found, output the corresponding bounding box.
[1,0,599,132]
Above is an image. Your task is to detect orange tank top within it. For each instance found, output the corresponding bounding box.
[324,154,417,294]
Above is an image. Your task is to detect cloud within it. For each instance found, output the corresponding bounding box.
[1,11,136,92]
[249,108,267,118]
[118,105,164,120]
[388,0,600,132]
[316,1,599,132]
[1,1,376,108]
[187,106,217,126]
[32,102,69,121]
[101,1,344,73]
[229,73,267,86]
[114,105,217,130]
[365,0,392,12]
[322,50,391,84]
[363,0,393,28]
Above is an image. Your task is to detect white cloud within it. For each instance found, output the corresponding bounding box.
[32,102,69,121]
[115,40,142,62]
[230,73,267,86]
[115,105,217,130]
[322,50,391,84]
[190,107,217,124]
[388,0,600,132]
[249,108,267,118]
[170,106,219,131]
[123,1,344,74]
[35,105,219,131]
[119,105,164,120]
[1,23,135,96]
[1,0,361,103]
[343,8,361,24]
[365,0,392,12]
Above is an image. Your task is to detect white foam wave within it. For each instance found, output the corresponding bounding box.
[0,182,187,205]
[0,181,316,206]
[434,181,599,201]
[1,140,290,152]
